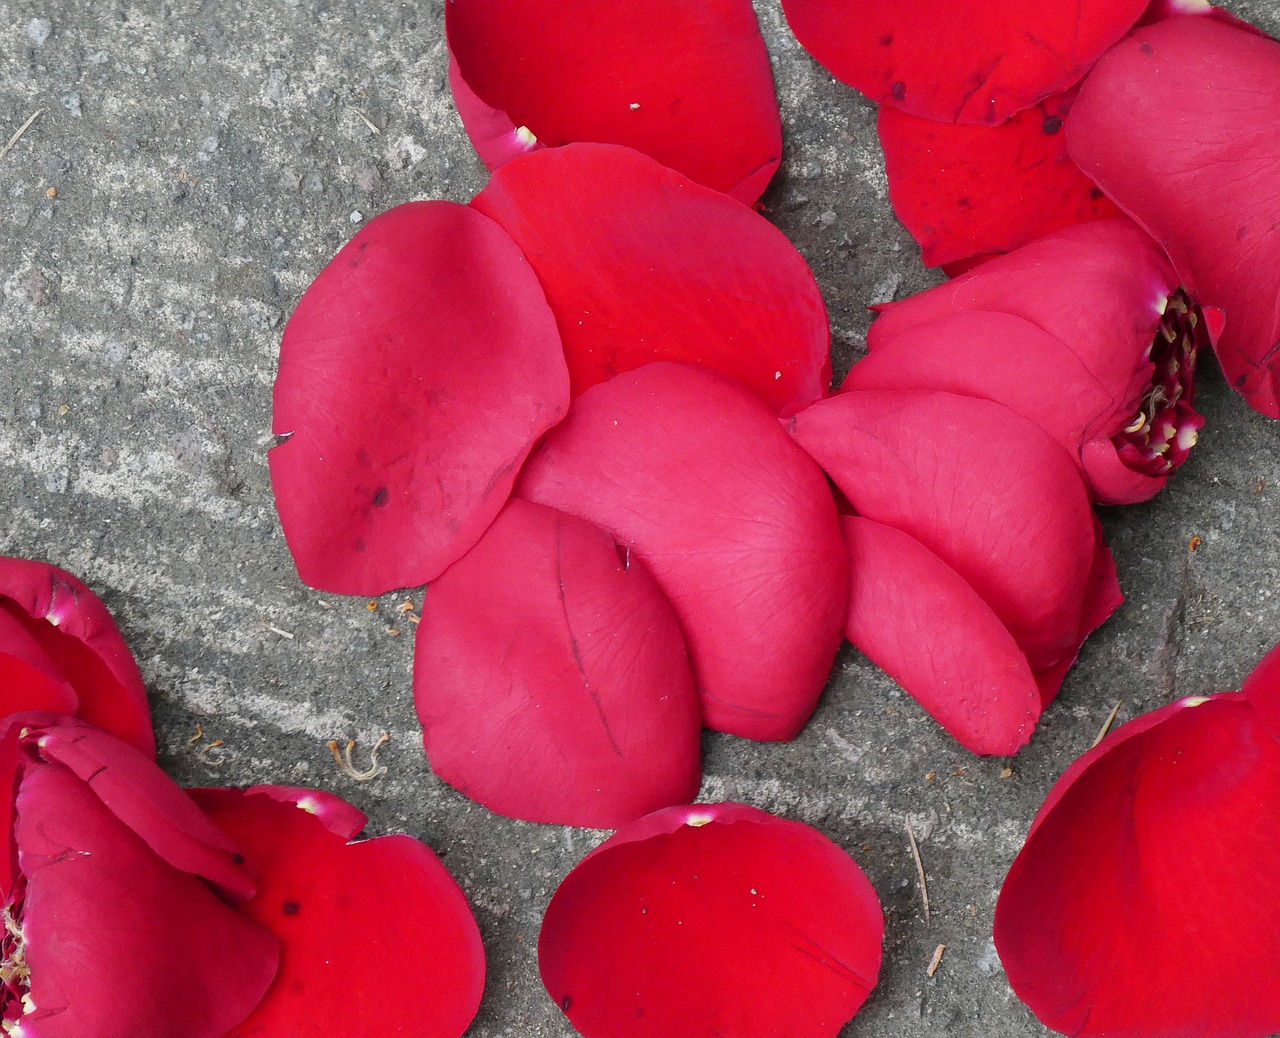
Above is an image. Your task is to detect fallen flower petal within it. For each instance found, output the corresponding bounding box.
[1068,15,1280,417]
[518,363,847,742]
[471,144,831,416]
[414,498,702,828]
[0,556,153,755]
[192,787,486,1038]
[271,200,569,595]
[540,802,883,1038]
[446,0,782,202]
[780,0,1148,124]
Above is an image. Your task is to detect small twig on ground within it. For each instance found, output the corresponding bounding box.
[1092,700,1123,748]
[0,110,44,164]
[927,943,947,978]
[905,819,931,925]
[353,108,381,134]
[328,733,390,781]
[266,623,295,639]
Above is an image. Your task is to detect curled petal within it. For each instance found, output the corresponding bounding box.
[471,144,830,416]
[270,201,568,595]
[446,0,782,202]
[842,517,1040,756]
[0,557,153,755]
[540,802,883,1038]
[518,363,847,742]
[191,788,486,1038]
[780,0,1148,124]
[414,498,702,828]
[236,784,368,840]
[0,609,78,718]
[1068,16,1280,417]
[996,692,1280,1037]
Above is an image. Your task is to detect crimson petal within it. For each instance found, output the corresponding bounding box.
[996,691,1280,1037]
[1068,16,1280,417]
[446,0,781,202]
[540,802,883,1038]
[471,144,830,416]
[0,557,153,755]
[270,201,569,595]
[191,788,486,1038]
[518,363,847,742]
[414,498,701,828]
[0,609,78,718]
[780,0,1148,124]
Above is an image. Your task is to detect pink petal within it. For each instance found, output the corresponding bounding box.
[995,692,1280,1037]
[540,802,883,1038]
[191,788,486,1038]
[0,557,153,756]
[780,0,1148,124]
[879,87,1121,268]
[1068,16,1280,417]
[446,0,782,202]
[842,517,1040,755]
[788,390,1096,673]
[16,763,278,1038]
[270,200,569,595]
[518,363,848,742]
[471,144,831,416]
[414,499,701,828]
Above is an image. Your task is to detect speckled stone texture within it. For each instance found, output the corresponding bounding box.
[2,2,1278,1035]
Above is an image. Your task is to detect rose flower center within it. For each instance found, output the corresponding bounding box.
[1113,288,1207,475]
[0,882,33,1035]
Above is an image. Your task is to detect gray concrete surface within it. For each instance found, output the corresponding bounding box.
[2,1,1279,1034]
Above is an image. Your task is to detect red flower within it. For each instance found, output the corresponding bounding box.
[446,0,782,203]
[518,362,848,743]
[0,714,277,1038]
[845,221,1215,504]
[0,557,153,755]
[413,498,702,828]
[471,144,831,417]
[789,390,1122,753]
[780,0,1148,124]
[1068,14,1280,418]
[539,802,883,1038]
[995,643,1280,1037]
[270,201,569,596]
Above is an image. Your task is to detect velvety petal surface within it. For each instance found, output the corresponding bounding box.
[17,764,278,1038]
[518,363,847,742]
[780,0,1148,124]
[0,557,153,755]
[789,391,1095,673]
[1243,641,1280,743]
[996,692,1280,1037]
[270,200,569,595]
[471,144,830,416]
[842,517,1040,755]
[0,609,78,718]
[192,788,486,1038]
[540,802,883,1038]
[446,0,782,202]
[414,498,702,828]
[1068,16,1280,417]
[879,88,1121,268]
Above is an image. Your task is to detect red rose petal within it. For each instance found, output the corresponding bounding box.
[236,784,367,840]
[842,516,1040,756]
[18,764,278,1038]
[539,802,883,1038]
[0,609,79,717]
[1068,16,1280,417]
[0,557,154,755]
[191,788,486,1038]
[995,693,1280,1037]
[446,0,782,202]
[879,87,1121,268]
[518,363,847,742]
[1243,641,1280,743]
[270,200,569,595]
[471,144,831,416]
[789,390,1095,673]
[780,0,1148,124]
[414,498,702,828]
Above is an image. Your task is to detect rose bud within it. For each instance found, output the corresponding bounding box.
[1068,14,1280,418]
[0,557,153,755]
[995,642,1280,1037]
[845,221,1218,505]
[0,714,277,1038]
